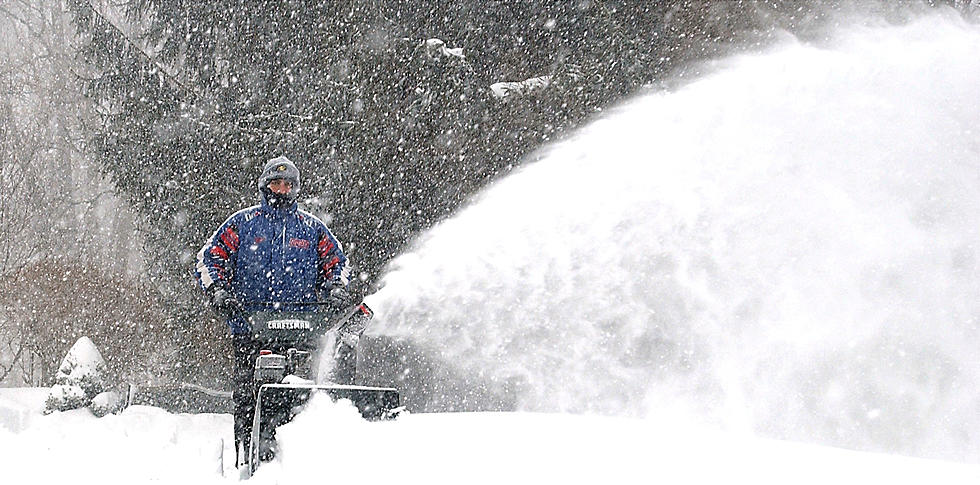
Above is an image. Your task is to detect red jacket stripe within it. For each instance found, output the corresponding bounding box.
[318,236,334,256]
[322,255,340,272]
[210,246,229,260]
[220,228,239,250]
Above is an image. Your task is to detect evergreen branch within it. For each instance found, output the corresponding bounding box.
[72,0,198,99]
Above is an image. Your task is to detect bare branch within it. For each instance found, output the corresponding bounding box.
[0,339,26,382]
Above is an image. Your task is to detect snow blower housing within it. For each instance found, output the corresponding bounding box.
[242,303,400,478]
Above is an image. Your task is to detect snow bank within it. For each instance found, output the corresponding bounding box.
[0,387,48,433]
[2,386,979,484]
[257,395,980,485]
[1,398,230,483]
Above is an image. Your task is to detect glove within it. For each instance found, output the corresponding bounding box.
[324,285,350,310]
[210,287,244,319]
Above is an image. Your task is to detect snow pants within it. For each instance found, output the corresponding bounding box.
[232,335,261,464]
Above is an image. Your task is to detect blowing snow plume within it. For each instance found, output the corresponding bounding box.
[361,12,980,463]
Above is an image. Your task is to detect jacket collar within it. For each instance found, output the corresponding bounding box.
[259,194,298,216]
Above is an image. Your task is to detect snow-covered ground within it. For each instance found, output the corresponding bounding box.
[1,388,979,484]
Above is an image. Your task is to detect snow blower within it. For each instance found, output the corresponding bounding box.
[240,301,400,477]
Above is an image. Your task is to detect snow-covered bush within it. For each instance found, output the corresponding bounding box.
[44,336,108,414]
[90,390,125,417]
[45,384,88,412]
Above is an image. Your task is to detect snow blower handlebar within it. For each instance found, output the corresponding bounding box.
[243,301,342,306]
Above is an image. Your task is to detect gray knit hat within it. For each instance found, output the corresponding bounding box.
[258,156,300,190]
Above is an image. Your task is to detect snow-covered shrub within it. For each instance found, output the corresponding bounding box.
[44,383,88,412]
[44,336,108,414]
[90,390,124,417]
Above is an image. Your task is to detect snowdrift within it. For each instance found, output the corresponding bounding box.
[1,388,978,484]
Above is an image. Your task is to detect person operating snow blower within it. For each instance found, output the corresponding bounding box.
[194,155,363,466]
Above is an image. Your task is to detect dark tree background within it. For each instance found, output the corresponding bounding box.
[61,0,973,388]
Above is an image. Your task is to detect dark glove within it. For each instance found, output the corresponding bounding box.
[324,285,350,310]
[210,287,244,319]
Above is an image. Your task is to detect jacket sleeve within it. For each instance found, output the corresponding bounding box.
[316,226,350,290]
[195,214,241,292]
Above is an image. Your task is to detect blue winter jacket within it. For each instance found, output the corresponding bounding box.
[194,198,349,334]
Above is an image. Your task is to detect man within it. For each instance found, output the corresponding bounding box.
[194,155,352,464]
